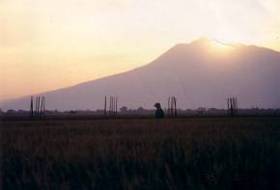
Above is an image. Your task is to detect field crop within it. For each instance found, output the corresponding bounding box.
[1,117,280,190]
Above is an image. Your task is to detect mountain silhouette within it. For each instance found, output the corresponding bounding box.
[1,38,280,110]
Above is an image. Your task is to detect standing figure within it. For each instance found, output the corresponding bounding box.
[154,103,165,119]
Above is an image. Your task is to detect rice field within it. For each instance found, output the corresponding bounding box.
[1,117,280,190]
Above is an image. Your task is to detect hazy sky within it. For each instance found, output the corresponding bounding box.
[1,0,280,101]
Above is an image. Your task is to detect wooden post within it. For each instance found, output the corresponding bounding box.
[104,96,107,116]
[35,97,38,116]
[168,97,171,116]
[111,96,113,115]
[115,97,118,116]
[173,96,177,118]
[40,96,45,117]
[38,96,41,116]
[30,96,34,118]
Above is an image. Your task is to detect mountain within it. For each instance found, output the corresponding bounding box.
[1,38,280,110]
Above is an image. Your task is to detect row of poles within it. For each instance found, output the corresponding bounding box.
[29,95,239,119]
[30,96,46,118]
[104,96,118,117]
[103,96,178,118]
[168,96,177,118]
[167,96,239,117]
[227,97,238,117]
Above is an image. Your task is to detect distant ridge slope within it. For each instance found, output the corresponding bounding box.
[1,38,280,110]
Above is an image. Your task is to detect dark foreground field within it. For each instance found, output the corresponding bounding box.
[1,117,280,190]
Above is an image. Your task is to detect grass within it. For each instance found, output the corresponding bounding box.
[1,117,280,190]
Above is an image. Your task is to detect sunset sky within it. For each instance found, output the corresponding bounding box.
[1,0,280,101]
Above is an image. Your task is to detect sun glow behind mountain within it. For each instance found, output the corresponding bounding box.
[1,0,280,101]
[192,38,236,57]
[208,40,236,55]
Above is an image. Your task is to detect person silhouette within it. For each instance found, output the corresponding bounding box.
[154,103,165,119]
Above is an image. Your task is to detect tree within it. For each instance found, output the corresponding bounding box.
[120,106,128,113]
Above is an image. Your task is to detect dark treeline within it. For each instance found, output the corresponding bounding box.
[1,107,280,121]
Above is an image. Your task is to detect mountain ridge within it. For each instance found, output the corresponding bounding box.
[1,38,280,110]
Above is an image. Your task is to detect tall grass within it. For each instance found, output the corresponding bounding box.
[1,118,280,190]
